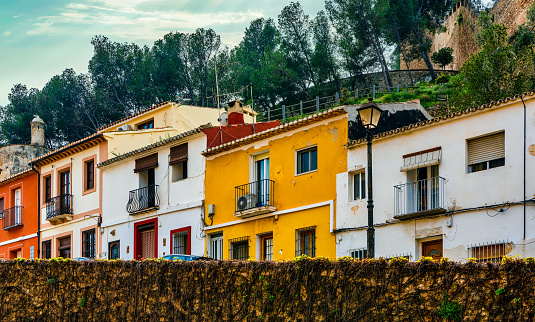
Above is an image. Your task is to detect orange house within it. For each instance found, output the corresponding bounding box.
[0,169,39,259]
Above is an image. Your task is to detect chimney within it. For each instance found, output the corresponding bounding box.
[31,115,45,147]
[227,100,245,125]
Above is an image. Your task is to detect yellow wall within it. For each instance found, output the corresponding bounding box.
[204,114,347,260]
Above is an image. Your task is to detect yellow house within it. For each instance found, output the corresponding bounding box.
[98,101,255,156]
[203,107,347,261]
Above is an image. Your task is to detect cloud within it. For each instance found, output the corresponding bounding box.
[26,1,263,45]
[2,31,12,37]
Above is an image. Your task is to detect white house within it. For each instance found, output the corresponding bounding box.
[335,93,535,262]
[97,126,210,260]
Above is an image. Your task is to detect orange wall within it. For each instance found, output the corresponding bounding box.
[0,172,39,259]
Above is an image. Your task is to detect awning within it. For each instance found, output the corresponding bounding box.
[400,147,441,172]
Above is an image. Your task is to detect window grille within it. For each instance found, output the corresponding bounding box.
[296,226,316,257]
[468,240,512,263]
[229,236,249,260]
[262,235,273,261]
[173,231,188,254]
[350,248,367,260]
[384,253,412,261]
[82,229,96,258]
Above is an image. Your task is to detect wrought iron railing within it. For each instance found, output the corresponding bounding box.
[45,194,74,220]
[467,240,512,263]
[235,179,274,212]
[394,177,445,217]
[126,185,160,214]
[3,206,23,230]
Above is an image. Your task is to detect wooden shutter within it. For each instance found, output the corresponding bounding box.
[134,153,158,173]
[141,230,155,258]
[467,132,505,165]
[170,144,188,165]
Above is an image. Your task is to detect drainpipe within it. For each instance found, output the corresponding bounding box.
[521,95,527,240]
[32,163,40,259]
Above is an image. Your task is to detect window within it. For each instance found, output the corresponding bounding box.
[59,170,71,195]
[350,248,367,260]
[82,229,96,258]
[353,171,366,200]
[58,236,71,259]
[84,159,95,191]
[469,241,512,263]
[137,119,154,130]
[0,197,4,219]
[261,234,273,261]
[44,176,52,201]
[210,233,223,260]
[42,240,51,259]
[170,143,188,182]
[172,231,188,254]
[297,147,317,174]
[109,241,120,260]
[296,227,316,257]
[229,236,249,260]
[467,132,505,173]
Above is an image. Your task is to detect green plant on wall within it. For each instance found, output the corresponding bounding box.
[437,295,463,321]
[78,296,87,308]
[495,288,506,297]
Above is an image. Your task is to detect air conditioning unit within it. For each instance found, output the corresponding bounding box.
[236,194,257,211]
[117,124,133,131]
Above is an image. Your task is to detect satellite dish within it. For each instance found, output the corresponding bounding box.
[218,112,228,126]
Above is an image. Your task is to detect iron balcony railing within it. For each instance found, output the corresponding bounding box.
[235,179,274,212]
[126,185,160,214]
[394,176,445,217]
[46,194,74,220]
[3,206,23,230]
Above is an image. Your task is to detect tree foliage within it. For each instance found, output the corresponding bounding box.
[431,47,454,69]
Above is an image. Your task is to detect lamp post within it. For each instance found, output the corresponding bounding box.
[357,98,383,259]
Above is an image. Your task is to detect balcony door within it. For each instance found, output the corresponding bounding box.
[14,188,21,225]
[407,165,438,213]
[60,170,71,211]
[255,157,269,207]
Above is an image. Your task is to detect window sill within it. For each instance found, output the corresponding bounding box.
[295,169,317,177]
[82,188,97,196]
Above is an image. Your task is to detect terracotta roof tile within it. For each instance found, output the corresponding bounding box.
[97,124,212,168]
[346,91,535,148]
[0,168,35,186]
[202,107,347,157]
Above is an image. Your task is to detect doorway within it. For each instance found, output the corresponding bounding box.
[134,218,158,260]
[422,239,443,260]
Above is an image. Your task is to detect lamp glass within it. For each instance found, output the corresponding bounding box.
[358,105,382,129]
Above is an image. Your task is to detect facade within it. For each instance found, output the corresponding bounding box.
[203,107,348,261]
[336,93,535,262]
[33,134,107,259]
[0,170,39,259]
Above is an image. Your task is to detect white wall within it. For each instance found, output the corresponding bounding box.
[336,98,535,260]
[100,134,207,259]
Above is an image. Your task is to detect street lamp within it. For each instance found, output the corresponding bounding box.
[357,98,383,258]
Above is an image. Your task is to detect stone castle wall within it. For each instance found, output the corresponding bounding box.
[0,144,49,181]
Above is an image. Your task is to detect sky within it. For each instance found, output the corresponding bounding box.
[0,0,326,106]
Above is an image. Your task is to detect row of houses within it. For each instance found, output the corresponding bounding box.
[1,92,534,262]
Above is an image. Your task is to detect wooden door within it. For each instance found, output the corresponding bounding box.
[422,239,443,260]
[141,229,155,259]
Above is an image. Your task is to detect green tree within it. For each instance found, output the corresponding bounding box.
[326,0,394,89]
[431,47,454,69]
[311,10,341,92]
[278,2,318,95]
[0,84,40,145]
[451,22,534,108]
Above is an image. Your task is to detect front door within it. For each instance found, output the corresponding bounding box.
[422,239,443,260]
[141,229,155,259]
[255,158,270,207]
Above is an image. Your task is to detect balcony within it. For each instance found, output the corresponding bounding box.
[126,185,160,215]
[234,179,276,219]
[3,206,23,230]
[46,194,74,222]
[394,176,446,221]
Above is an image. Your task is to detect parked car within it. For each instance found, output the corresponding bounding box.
[73,257,92,261]
[160,254,209,261]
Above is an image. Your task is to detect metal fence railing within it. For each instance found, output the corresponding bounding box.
[394,176,446,217]
[46,194,73,220]
[467,240,513,263]
[126,185,160,214]
[3,206,23,230]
